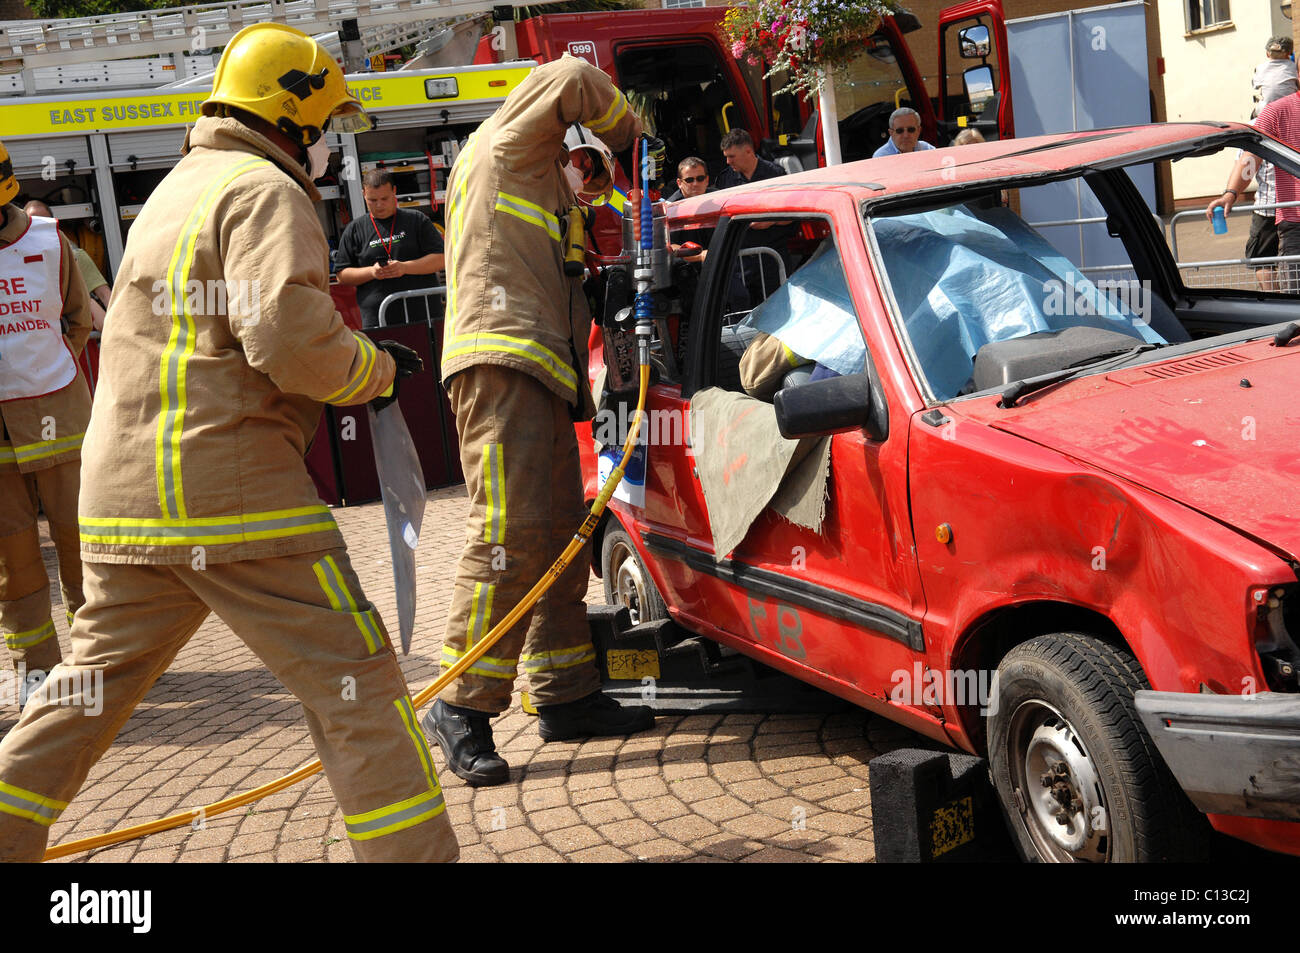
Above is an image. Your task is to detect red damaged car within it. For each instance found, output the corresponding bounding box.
[578,122,1300,862]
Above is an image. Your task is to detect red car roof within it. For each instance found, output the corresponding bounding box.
[672,122,1251,212]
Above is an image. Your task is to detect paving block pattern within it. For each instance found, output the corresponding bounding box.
[1,487,937,862]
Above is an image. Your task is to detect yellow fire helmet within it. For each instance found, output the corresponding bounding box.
[202,23,372,147]
[0,139,18,207]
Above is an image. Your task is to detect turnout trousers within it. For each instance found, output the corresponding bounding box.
[0,549,458,863]
[440,364,601,715]
[0,462,82,673]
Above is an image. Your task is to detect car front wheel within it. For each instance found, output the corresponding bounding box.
[988,632,1208,862]
[600,520,667,626]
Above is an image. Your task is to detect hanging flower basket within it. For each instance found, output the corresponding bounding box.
[723,0,897,97]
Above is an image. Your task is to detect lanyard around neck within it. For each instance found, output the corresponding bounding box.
[369,212,396,261]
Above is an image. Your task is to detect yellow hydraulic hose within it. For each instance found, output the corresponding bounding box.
[43,365,651,861]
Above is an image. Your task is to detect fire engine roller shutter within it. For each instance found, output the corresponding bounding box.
[361,99,506,131]
[5,137,92,177]
[107,128,186,172]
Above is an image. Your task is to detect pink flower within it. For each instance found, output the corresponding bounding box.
[747,54,762,66]
[731,39,747,59]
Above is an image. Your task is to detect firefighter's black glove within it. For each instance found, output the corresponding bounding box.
[370,339,424,411]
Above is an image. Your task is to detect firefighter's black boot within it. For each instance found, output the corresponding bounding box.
[423,699,510,787]
[537,691,655,742]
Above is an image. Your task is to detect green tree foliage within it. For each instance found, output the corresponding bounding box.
[26,0,177,18]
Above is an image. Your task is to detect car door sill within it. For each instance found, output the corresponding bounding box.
[641,531,925,651]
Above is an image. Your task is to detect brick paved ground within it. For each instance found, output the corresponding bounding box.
[1,486,939,863]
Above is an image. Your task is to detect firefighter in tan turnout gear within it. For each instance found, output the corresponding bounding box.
[0,25,458,862]
[424,55,655,787]
[0,140,92,684]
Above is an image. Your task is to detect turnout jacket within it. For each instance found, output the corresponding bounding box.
[441,55,639,418]
[78,117,395,565]
[0,206,93,474]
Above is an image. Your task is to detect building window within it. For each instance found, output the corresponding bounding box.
[663,0,705,8]
[1185,0,1230,32]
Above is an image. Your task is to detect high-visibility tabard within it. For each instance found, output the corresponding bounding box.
[0,216,74,401]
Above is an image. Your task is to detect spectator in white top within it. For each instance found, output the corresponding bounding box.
[1254,36,1297,118]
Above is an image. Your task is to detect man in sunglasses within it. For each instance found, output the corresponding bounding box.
[873,107,936,158]
[666,157,715,202]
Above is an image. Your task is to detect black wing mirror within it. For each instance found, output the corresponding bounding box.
[774,372,885,441]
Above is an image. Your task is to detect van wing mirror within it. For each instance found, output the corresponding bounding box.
[963,65,996,115]
[959,25,991,58]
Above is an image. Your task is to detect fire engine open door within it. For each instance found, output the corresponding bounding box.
[936,0,1014,143]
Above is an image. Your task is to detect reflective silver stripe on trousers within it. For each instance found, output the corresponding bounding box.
[519,644,596,673]
[344,788,446,839]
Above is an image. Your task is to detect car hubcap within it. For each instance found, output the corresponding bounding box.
[1008,700,1109,862]
[609,540,647,626]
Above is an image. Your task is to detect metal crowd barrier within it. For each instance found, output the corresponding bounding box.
[1030,202,1300,294]
[738,246,788,302]
[1167,200,1300,292]
[377,285,448,328]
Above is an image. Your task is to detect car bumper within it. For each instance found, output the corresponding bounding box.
[1135,690,1300,821]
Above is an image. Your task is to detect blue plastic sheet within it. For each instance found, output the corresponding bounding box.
[740,240,866,378]
[872,206,1165,400]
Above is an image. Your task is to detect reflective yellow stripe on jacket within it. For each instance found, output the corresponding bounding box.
[494,191,562,242]
[585,89,629,136]
[444,133,479,341]
[0,432,85,468]
[156,155,270,520]
[442,332,577,396]
[80,505,338,547]
[323,333,379,405]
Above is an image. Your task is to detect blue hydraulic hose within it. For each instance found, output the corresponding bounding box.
[639,138,652,252]
[635,137,653,330]
[633,136,655,369]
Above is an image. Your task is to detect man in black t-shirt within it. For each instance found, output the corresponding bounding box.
[713,130,788,309]
[336,169,445,328]
[714,129,785,191]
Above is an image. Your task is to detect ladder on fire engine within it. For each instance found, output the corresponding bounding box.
[0,0,547,95]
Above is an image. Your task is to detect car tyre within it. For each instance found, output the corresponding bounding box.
[987,632,1209,862]
[600,520,668,626]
